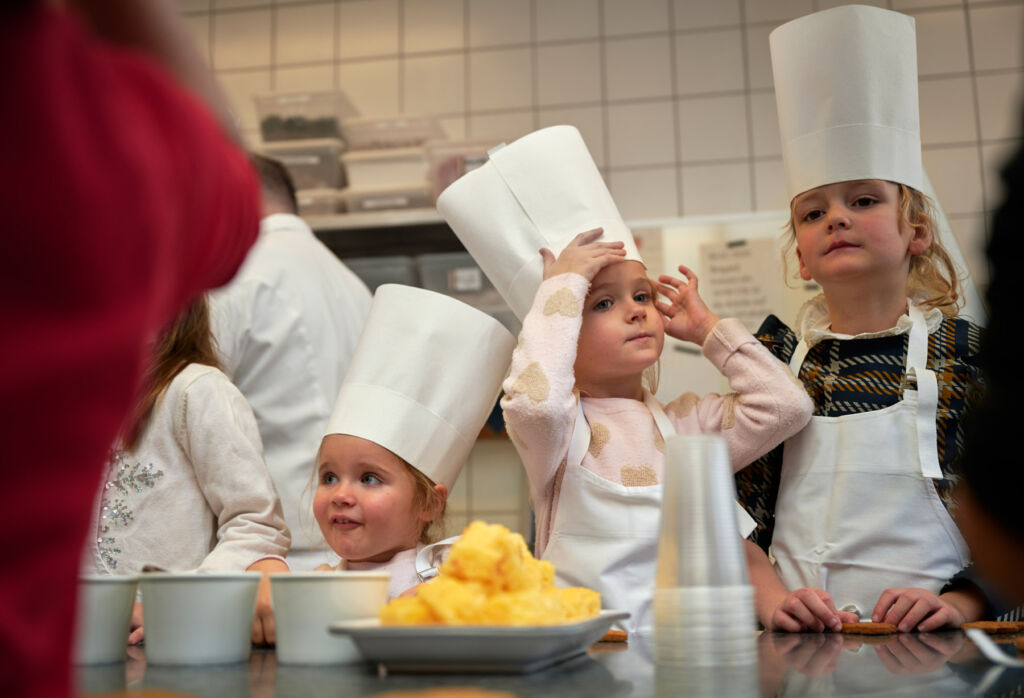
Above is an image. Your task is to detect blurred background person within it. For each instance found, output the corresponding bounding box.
[0,0,261,695]
[210,154,371,570]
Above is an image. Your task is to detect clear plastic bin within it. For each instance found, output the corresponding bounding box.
[426,140,492,199]
[255,90,357,142]
[295,188,344,216]
[342,256,419,292]
[262,139,345,190]
[342,147,428,190]
[340,185,432,212]
[417,252,506,309]
[341,115,445,150]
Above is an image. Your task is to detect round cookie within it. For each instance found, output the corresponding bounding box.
[842,622,899,635]
[960,621,1024,634]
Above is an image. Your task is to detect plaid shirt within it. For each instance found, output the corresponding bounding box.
[736,313,983,552]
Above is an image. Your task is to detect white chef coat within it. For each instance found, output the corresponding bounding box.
[210,213,371,559]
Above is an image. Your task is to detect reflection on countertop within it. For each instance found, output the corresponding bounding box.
[76,630,1024,697]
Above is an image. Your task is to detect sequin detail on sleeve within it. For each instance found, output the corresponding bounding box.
[96,451,164,569]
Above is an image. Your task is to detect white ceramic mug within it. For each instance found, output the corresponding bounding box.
[270,571,389,664]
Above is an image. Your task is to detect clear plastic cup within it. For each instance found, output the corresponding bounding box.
[655,435,749,589]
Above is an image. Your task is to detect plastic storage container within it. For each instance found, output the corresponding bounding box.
[340,185,432,213]
[341,115,444,150]
[262,138,345,190]
[342,256,419,292]
[426,140,492,199]
[342,147,428,190]
[295,189,344,216]
[417,252,506,309]
[256,90,357,142]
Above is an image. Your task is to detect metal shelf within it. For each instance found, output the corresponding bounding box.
[309,208,464,259]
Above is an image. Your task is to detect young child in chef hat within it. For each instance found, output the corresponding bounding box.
[437,125,813,634]
[85,296,290,645]
[736,4,990,633]
[312,284,515,599]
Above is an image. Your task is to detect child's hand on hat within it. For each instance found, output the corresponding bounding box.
[541,228,626,281]
[656,265,721,346]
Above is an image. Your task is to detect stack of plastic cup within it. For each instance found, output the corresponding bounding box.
[653,434,758,669]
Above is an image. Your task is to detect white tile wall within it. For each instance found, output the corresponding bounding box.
[338,0,399,58]
[673,0,741,29]
[536,42,603,107]
[605,36,674,101]
[276,3,336,65]
[468,0,532,48]
[535,0,600,42]
[675,29,745,95]
[181,0,1023,533]
[603,0,670,36]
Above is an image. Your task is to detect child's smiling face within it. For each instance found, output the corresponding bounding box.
[575,260,664,399]
[313,434,427,563]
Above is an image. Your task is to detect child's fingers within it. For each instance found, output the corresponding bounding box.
[895,598,934,632]
[801,591,842,632]
[571,228,605,245]
[127,626,144,645]
[871,588,902,622]
[881,593,917,627]
[540,247,555,266]
[914,604,953,633]
[654,300,674,318]
[779,594,826,632]
[676,264,699,286]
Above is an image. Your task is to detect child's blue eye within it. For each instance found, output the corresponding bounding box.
[634,292,649,303]
[593,299,612,311]
[852,196,876,207]
[802,209,824,222]
[361,473,382,486]
[320,471,338,486]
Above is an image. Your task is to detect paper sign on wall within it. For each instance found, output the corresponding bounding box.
[698,238,784,333]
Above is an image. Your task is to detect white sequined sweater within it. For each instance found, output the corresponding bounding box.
[86,363,291,574]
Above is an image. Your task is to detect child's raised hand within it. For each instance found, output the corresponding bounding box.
[769,587,859,633]
[656,265,720,345]
[541,228,626,281]
[871,587,966,632]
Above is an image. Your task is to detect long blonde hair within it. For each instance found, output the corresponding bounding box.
[783,183,963,315]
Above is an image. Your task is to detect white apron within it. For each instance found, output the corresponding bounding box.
[543,392,755,634]
[771,303,970,618]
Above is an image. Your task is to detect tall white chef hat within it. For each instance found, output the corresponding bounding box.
[436,125,643,321]
[324,285,515,490]
[771,5,922,201]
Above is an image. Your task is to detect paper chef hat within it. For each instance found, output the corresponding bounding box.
[324,285,515,490]
[770,5,922,201]
[436,125,642,321]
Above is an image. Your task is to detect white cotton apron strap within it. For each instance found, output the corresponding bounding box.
[415,535,460,582]
[567,392,756,538]
[906,303,942,480]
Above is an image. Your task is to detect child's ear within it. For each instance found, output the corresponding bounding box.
[796,247,813,281]
[421,484,448,522]
[907,222,933,256]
